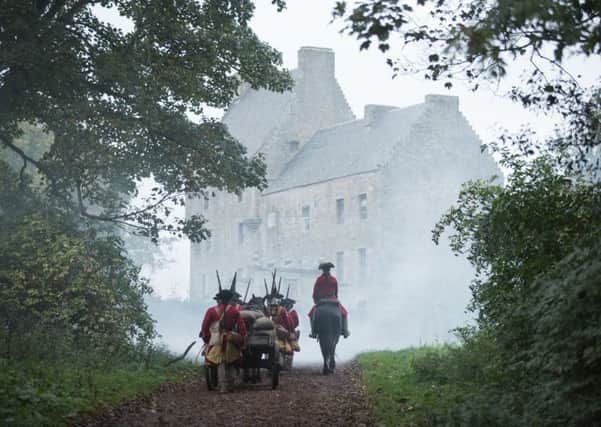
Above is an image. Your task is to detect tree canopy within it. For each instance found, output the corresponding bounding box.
[334,0,600,85]
[0,0,293,241]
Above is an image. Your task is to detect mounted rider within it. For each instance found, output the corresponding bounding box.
[309,262,350,338]
[199,272,247,393]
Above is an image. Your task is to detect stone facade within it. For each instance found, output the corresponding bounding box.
[187,47,500,341]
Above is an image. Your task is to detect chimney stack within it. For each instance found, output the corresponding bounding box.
[425,94,459,110]
[364,104,397,123]
[298,46,335,78]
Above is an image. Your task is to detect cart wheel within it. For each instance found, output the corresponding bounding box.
[271,363,280,389]
[283,354,293,370]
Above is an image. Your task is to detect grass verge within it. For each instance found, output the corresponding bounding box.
[357,347,466,426]
[0,353,199,426]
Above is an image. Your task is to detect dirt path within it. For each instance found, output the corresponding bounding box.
[81,363,375,426]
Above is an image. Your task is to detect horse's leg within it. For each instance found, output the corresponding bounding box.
[319,336,329,375]
[329,316,340,373]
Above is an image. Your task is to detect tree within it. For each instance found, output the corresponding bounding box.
[0,0,293,241]
[334,1,600,85]
[0,162,155,362]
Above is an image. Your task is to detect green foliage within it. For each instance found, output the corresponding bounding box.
[1,160,155,367]
[358,347,477,426]
[429,146,601,425]
[0,349,198,426]
[333,1,600,85]
[0,0,293,241]
[1,123,52,179]
[434,151,600,329]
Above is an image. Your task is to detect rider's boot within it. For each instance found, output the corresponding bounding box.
[309,316,317,338]
[341,316,350,338]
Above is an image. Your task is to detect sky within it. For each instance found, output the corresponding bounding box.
[94,1,600,299]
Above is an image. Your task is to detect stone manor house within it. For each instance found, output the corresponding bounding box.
[187,47,499,335]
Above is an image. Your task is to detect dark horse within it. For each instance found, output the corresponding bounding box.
[314,301,341,375]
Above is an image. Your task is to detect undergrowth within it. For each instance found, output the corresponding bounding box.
[0,348,199,426]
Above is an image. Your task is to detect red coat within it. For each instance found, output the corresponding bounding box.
[274,306,292,332]
[200,303,247,343]
[288,309,299,330]
[309,274,348,318]
[312,273,338,303]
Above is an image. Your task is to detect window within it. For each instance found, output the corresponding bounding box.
[336,251,344,283]
[237,193,243,203]
[203,197,209,210]
[358,248,367,281]
[238,223,244,244]
[359,193,368,220]
[336,198,344,224]
[302,205,310,232]
[267,212,276,229]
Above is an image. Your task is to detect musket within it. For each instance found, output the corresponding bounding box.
[230,272,237,291]
[264,278,269,296]
[243,279,250,303]
[271,269,277,293]
[216,270,222,291]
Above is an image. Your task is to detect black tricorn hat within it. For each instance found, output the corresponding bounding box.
[215,288,234,303]
[281,285,295,306]
[281,297,296,307]
[318,262,335,270]
[215,270,235,303]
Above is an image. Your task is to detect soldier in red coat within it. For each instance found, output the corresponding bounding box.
[308,262,350,338]
[282,296,301,352]
[265,273,294,354]
[199,287,247,393]
[284,300,300,331]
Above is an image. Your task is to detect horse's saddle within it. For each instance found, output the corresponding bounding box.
[317,297,339,306]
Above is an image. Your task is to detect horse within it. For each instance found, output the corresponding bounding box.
[313,300,341,375]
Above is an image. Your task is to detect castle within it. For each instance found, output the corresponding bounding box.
[187,47,499,341]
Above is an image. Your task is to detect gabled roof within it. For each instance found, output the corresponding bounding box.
[266,104,427,193]
[222,70,298,156]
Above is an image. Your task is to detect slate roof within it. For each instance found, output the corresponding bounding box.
[266,104,427,193]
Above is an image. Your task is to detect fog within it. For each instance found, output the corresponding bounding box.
[107,1,600,364]
[142,193,476,364]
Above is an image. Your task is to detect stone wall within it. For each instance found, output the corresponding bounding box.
[189,171,380,305]
[376,94,501,341]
